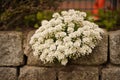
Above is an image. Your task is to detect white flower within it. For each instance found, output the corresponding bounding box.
[54,18,62,25]
[87,47,92,55]
[52,12,60,18]
[55,24,63,31]
[57,53,65,60]
[49,19,56,26]
[91,31,102,40]
[40,49,49,61]
[69,33,76,38]
[33,50,39,56]
[50,44,56,51]
[89,42,95,48]
[74,31,80,37]
[43,43,50,49]
[71,47,77,53]
[64,16,72,23]
[80,12,87,17]
[82,21,91,26]
[61,59,68,65]
[41,20,49,26]
[68,9,75,15]
[65,41,73,48]
[63,36,71,42]
[46,51,55,62]
[55,32,66,38]
[95,28,104,33]
[38,37,44,43]
[83,37,91,43]
[83,31,91,37]
[35,27,45,33]
[67,27,74,33]
[61,11,68,16]
[79,46,87,55]
[45,39,54,44]
[55,40,62,45]
[74,39,81,47]
[80,45,92,55]
[68,22,75,28]
[54,50,60,57]
[57,45,66,51]
[64,49,71,56]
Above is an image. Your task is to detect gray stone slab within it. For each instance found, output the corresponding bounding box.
[58,66,99,80]
[0,67,17,80]
[0,31,24,66]
[110,30,120,64]
[102,67,120,80]
[18,66,56,80]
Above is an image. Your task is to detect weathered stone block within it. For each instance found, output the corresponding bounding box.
[0,31,24,66]
[26,30,108,66]
[102,67,120,80]
[110,30,120,64]
[0,67,17,80]
[18,66,56,80]
[58,66,99,80]
[24,30,35,56]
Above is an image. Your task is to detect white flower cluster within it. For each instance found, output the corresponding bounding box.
[30,9,104,65]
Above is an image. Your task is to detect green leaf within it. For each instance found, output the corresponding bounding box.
[34,23,39,28]
[37,12,43,21]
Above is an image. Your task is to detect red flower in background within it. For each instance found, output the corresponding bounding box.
[92,0,105,20]
[93,0,105,14]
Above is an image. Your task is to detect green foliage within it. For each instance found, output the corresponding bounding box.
[0,0,63,30]
[97,9,118,30]
[24,11,53,28]
[97,9,120,30]
[87,9,120,31]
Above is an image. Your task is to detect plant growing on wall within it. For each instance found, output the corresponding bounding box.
[30,9,104,65]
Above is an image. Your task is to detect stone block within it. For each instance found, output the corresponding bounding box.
[110,30,120,64]
[0,67,17,80]
[58,66,99,80]
[0,31,24,66]
[102,67,120,80]
[18,66,56,80]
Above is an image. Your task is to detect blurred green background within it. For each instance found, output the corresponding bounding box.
[0,0,119,31]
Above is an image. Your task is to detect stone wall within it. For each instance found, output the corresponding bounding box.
[0,30,120,80]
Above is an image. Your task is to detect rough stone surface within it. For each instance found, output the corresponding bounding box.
[58,66,99,80]
[18,66,56,80]
[26,30,108,66]
[0,67,17,80]
[24,30,35,56]
[109,30,120,64]
[102,67,120,80]
[0,31,24,66]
